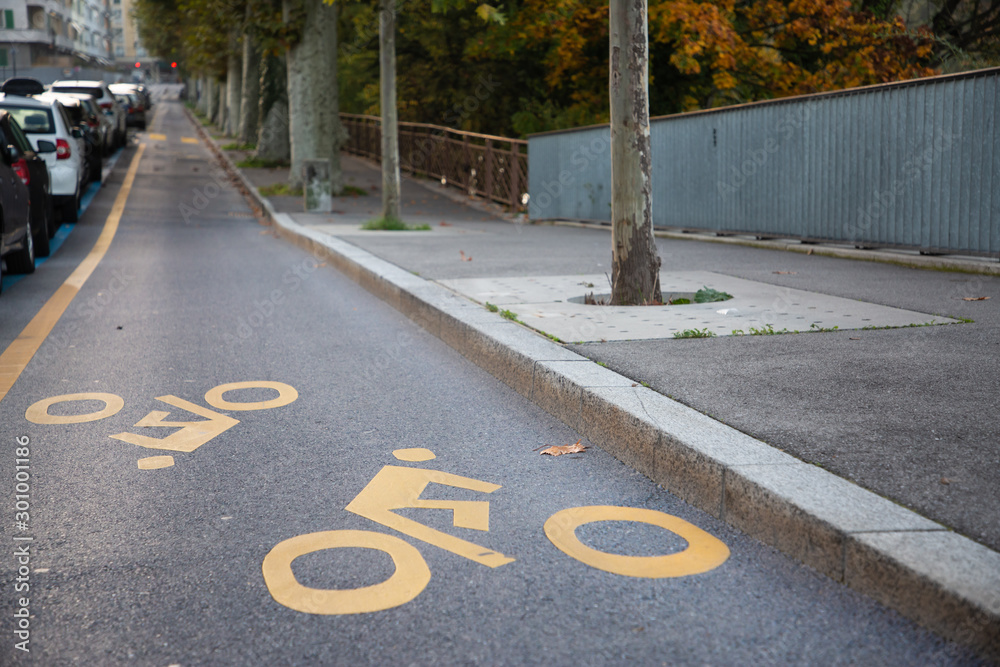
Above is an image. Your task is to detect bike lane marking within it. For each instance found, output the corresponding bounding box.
[0,143,146,404]
[544,506,730,578]
[23,381,298,470]
[263,448,732,616]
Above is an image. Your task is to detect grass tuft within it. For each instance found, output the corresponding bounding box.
[673,328,716,339]
[361,217,431,231]
[258,183,303,197]
[237,156,289,169]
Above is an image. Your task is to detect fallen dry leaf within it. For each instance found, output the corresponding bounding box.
[773,271,797,275]
[459,250,473,262]
[540,440,587,457]
[962,296,990,301]
[940,477,952,485]
[807,248,814,255]
[440,221,452,227]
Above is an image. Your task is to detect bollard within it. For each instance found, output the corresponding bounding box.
[302,159,332,213]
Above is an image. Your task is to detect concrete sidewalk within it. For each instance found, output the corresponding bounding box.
[191,116,999,660]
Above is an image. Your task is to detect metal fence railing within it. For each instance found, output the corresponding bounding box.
[341,114,529,212]
[527,68,1000,258]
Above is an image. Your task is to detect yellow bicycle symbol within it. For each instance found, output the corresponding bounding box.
[262,448,730,615]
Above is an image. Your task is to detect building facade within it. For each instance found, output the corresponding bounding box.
[110,0,148,67]
[0,0,120,82]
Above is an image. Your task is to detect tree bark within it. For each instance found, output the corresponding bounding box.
[379,0,401,220]
[225,29,243,137]
[197,76,208,114]
[206,77,218,123]
[238,18,261,146]
[609,0,661,306]
[215,76,227,129]
[255,54,290,162]
[284,0,343,190]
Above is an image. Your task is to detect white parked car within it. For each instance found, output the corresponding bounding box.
[0,93,87,222]
[38,91,115,156]
[49,80,127,150]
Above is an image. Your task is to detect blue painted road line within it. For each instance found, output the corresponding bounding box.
[1,145,126,292]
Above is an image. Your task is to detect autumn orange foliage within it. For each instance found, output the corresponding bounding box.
[510,0,937,127]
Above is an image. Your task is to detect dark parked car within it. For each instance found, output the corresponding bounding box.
[0,111,54,257]
[114,92,146,130]
[0,111,36,291]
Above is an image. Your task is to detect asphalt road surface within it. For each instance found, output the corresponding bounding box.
[0,90,985,665]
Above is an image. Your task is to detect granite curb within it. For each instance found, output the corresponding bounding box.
[185,108,1000,661]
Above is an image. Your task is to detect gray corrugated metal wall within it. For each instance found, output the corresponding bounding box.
[528,69,999,256]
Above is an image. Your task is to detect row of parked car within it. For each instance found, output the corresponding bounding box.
[0,78,151,295]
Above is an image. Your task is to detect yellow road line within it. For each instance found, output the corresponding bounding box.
[148,133,167,141]
[0,144,146,404]
[181,137,199,144]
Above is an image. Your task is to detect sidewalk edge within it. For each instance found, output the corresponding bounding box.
[187,109,1000,662]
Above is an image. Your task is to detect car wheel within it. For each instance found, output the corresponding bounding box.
[32,201,51,258]
[46,197,58,238]
[62,189,80,223]
[0,216,5,295]
[8,215,36,274]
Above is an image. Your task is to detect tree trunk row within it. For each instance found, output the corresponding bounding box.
[186,2,342,193]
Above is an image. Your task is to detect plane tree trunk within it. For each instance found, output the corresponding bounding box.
[284,0,343,191]
[255,54,290,162]
[225,29,243,137]
[609,0,662,306]
[238,18,261,146]
[379,0,401,220]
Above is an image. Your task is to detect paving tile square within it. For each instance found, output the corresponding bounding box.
[437,272,961,341]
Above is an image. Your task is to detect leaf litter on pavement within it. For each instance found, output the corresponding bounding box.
[539,440,587,457]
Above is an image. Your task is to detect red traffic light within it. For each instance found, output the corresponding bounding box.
[171,62,177,68]
[134,62,141,68]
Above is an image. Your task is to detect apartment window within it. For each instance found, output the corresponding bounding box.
[3,9,15,29]
[0,48,7,67]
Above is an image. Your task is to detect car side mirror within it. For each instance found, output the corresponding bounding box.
[72,128,83,139]
[36,140,57,154]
